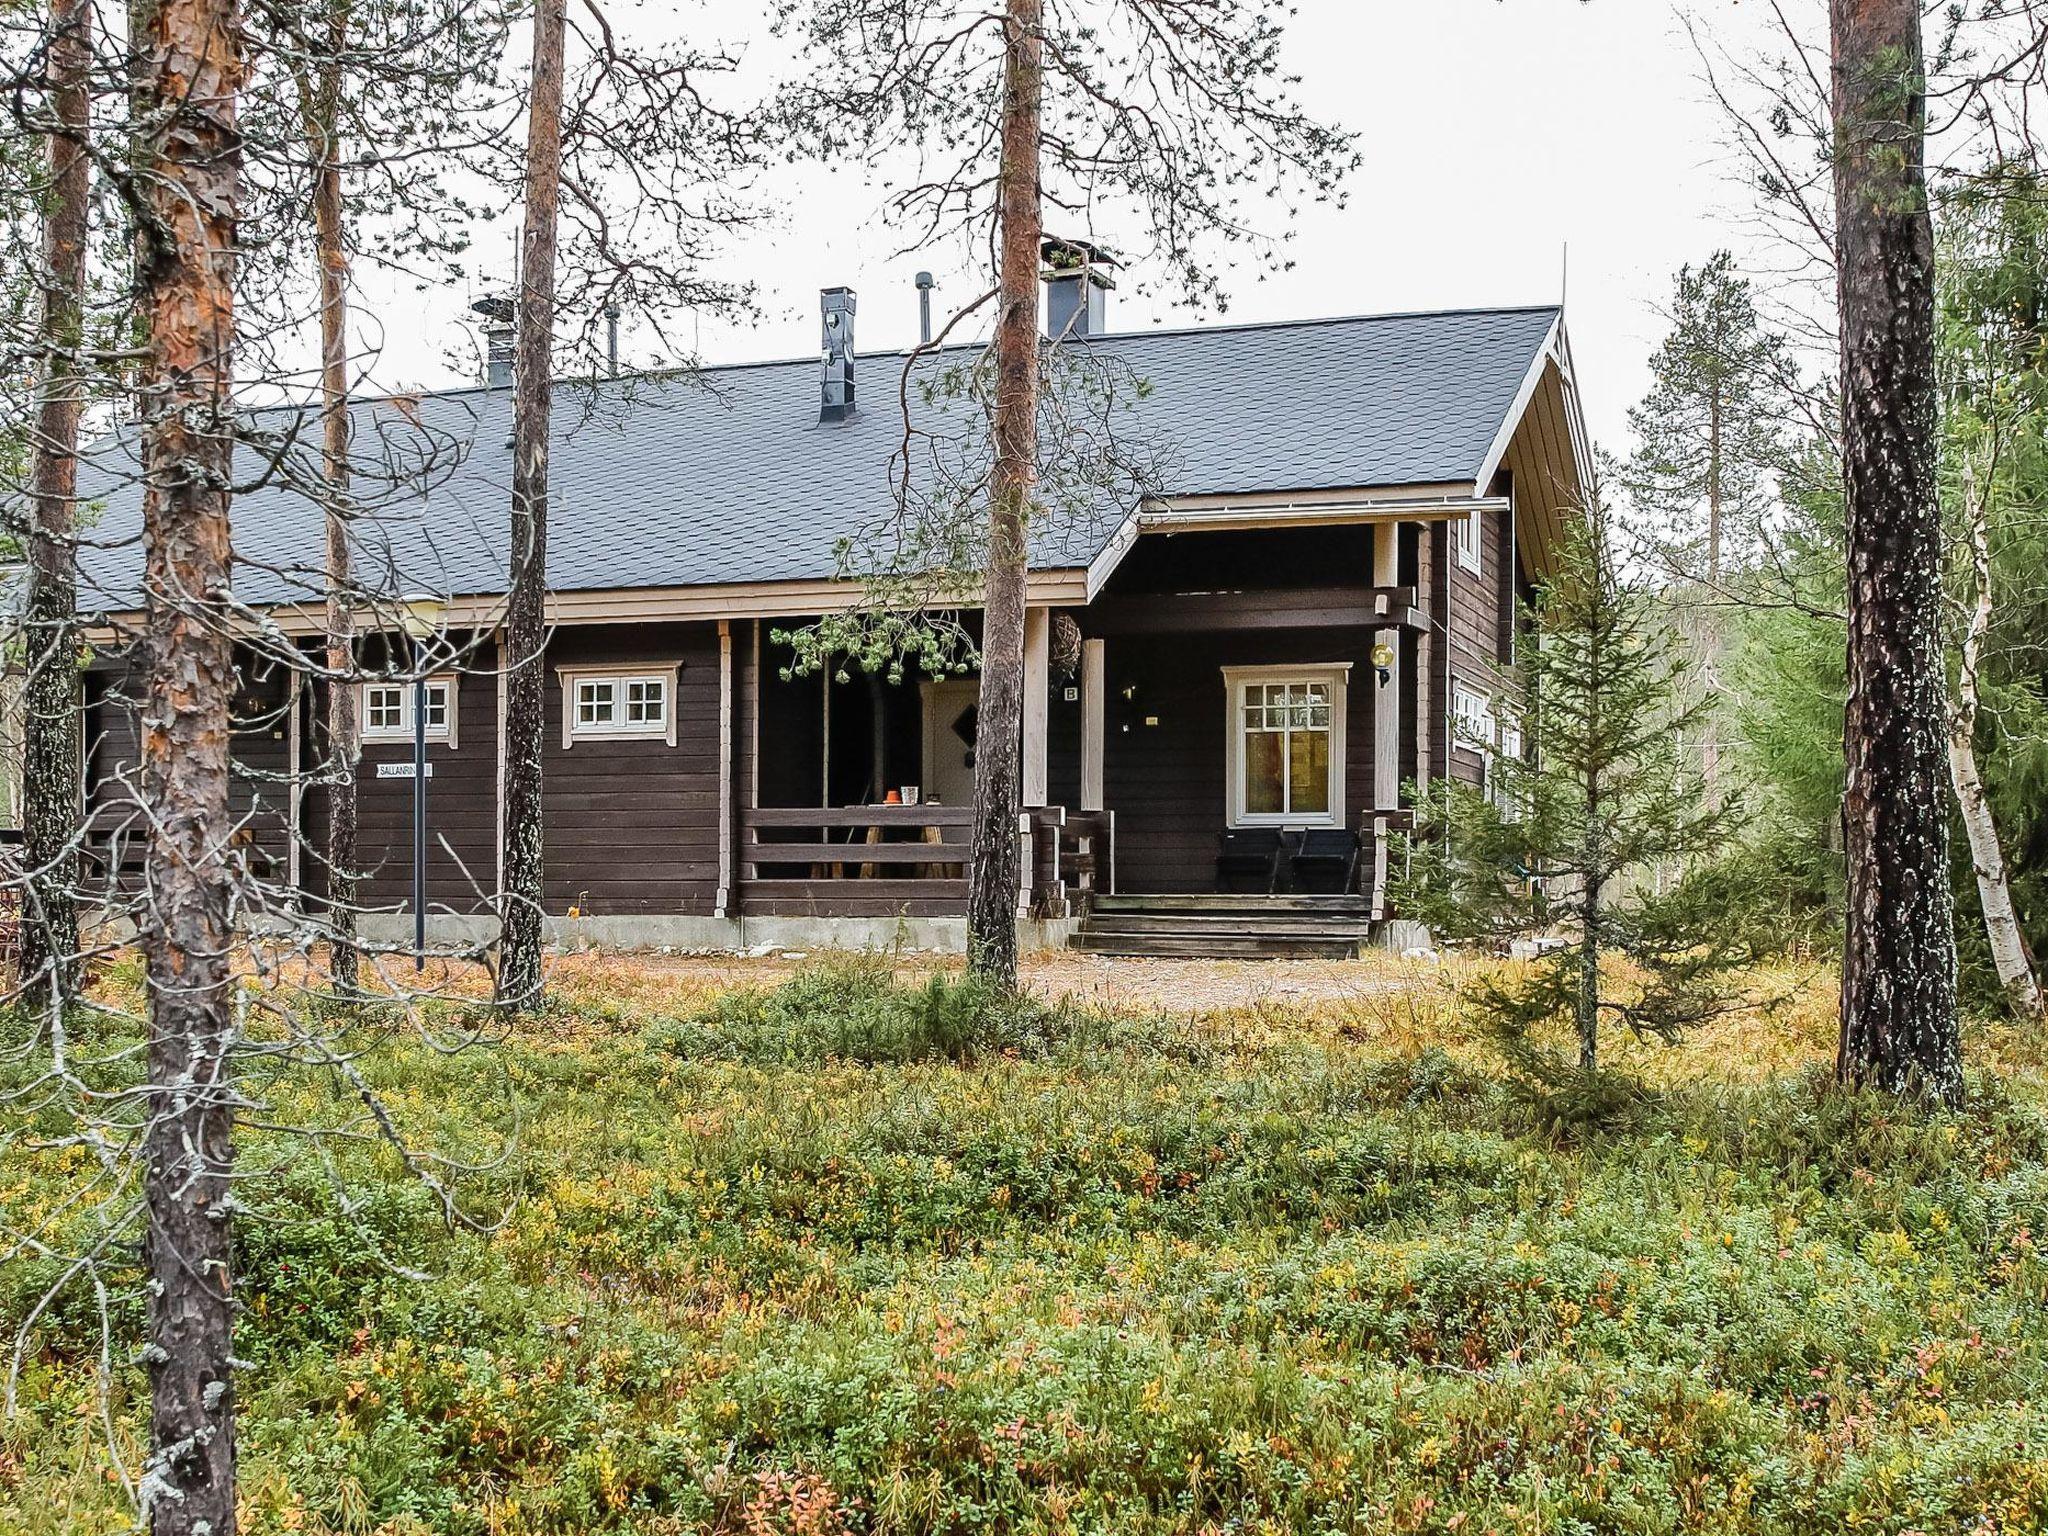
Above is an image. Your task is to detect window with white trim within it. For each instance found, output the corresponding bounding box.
[1451,683,1496,755]
[360,677,456,745]
[1495,713,1525,819]
[559,665,679,747]
[1222,665,1349,827]
[1455,506,1483,574]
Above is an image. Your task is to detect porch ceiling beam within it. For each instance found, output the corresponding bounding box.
[1082,586,1427,636]
[1138,491,1508,536]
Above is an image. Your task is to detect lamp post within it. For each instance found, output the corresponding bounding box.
[399,593,446,970]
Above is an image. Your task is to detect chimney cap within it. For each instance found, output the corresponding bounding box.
[914,270,935,290]
[470,293,515,323]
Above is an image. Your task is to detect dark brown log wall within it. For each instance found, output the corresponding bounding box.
[540,622,722,916]
[349,651,500,912]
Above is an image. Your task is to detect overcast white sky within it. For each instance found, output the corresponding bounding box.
[358,0,1794,458]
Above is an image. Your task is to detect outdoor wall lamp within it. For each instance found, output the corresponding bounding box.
[1371,641,1395,688]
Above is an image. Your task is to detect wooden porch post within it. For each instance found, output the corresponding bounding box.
[1371,521,1402,918]
[1079,636,1105,812]
[1022,605,1049,808]
[715,619,733,917]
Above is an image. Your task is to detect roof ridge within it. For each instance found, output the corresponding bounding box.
[326,303,1565,404]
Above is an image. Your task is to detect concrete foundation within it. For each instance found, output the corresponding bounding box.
[355,911,1083,956]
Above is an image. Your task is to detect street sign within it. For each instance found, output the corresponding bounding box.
[376,761,435,779]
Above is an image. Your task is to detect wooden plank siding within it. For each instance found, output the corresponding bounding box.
[349,645,500,913]
[84,648,297,897]
[1440,485,1514,792]
[539,622,722,916]
[70,509,1537,917]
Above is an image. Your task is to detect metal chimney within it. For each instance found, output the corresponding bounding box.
[1041,236,1118,340]
[820,286,856,423]
[915,270,935,345]
[470,294,516,387]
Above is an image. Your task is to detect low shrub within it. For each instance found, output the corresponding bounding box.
[643,955,1066,1065]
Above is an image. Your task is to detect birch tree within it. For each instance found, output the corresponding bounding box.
[778,0,1355,987]
[1830,0,1961,1104]
[1937,163,2048,1020]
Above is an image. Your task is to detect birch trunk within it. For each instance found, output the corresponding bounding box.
[304,11,359,993]
[19,0,92,1004]
[1831,0,1961,1104]
[497,0,566,1011]
[1950,454,2042,1018]
[134,0,245,1519]
[965,0,1043,990]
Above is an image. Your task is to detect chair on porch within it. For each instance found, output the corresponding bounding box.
[1216,828,1283,893]
[1289,827,1360,895]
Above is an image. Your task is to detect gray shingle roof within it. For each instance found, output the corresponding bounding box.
[72,304,1559,612]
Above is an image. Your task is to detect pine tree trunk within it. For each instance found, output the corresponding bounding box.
[1950,453,2041,1018]
[134,0,244,1520]
[307,21,359,994]
[20,0,92,1006]
[1700,391,1722,804]
[496,0,566,1011]
[965,0,1043,990]
[1831,0,1961,1104]
[1578,779,1601,1073]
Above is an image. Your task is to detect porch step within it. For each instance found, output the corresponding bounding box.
[1071,894,1377,959]
[1089,893,1372,916]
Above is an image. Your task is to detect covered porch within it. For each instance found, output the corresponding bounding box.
[734,519,1435,931]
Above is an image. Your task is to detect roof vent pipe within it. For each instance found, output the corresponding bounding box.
[470,293,516,387]
[1042,236,1117,340]
[820,286,856,423]
[604,302,621,376]
[915,270,935,345]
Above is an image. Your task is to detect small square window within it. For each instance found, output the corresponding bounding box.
[360,676,457,746]
[576,679,617,726]
[365,685,404,732]
[626,678,665,724]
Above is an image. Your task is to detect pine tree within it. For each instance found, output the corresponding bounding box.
[775,0,1355,989]
[1398,515,1747,1109]
[1616,252,1792,585]
[1830,0,1961,1104]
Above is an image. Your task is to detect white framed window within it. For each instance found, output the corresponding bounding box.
[558,663,680,747]
[1222,664,1350,828]
[1451,682,1496,756]
[1455,507,1483,574]
[360,676,457,748]
[1495,713,1525,819]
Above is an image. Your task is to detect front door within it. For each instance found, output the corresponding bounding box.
[920,678,980,809]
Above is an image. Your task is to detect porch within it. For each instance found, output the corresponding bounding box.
[735,522,1439,934]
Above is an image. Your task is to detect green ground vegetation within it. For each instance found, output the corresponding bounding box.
[5,955,2048,1535]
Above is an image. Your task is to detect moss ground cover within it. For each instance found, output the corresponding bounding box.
[5,955,2048,1534]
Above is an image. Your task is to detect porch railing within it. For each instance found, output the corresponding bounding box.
[738,804,1113,921]
[739,805,972,917]
[1025,806,1114,918]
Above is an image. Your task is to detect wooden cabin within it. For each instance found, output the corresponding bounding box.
[72,263,1591,955]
